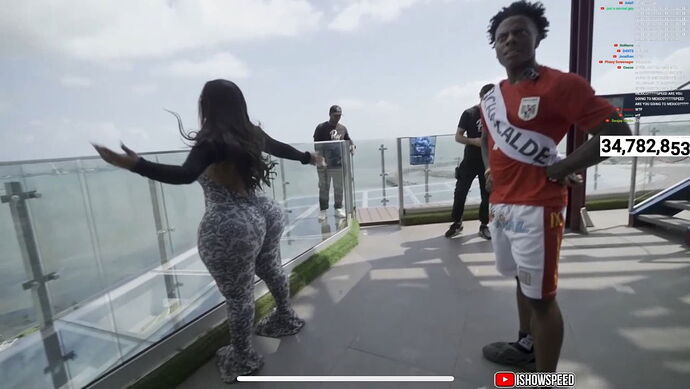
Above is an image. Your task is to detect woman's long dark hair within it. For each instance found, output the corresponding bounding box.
[170,79,274,192]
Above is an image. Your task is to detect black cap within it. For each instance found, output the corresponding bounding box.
[329,105,342,114]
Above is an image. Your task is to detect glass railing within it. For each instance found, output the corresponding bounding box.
[620,119,690,207]
[349,138,400,208]
[396,134,470,210]
[391,121,688,215]
[0,142,352,389]
[1,124,687,388]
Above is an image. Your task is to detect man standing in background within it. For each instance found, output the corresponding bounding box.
[314,105,353,221]
[445,84,494,239]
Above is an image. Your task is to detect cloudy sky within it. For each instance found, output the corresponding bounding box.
[1,0,688,162]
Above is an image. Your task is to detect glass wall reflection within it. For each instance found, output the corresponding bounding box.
[0,143,351,389]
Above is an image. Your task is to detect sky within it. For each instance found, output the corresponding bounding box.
[1,0,688,162]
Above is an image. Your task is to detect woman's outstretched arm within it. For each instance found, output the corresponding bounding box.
[259,128,313,164]
[93,142,216,185]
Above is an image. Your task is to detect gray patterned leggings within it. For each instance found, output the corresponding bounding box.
[197,193,304,383]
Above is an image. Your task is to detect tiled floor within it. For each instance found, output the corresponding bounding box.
[178,209,690,389]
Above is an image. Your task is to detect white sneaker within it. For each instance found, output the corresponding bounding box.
[318,210,327,221]
[335,208,346,218]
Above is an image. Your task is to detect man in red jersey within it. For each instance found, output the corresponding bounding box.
[478,0,631,379]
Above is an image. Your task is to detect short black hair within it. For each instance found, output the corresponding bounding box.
[480,83,495,97]
[329,105,342,114]
[487,1,549,47]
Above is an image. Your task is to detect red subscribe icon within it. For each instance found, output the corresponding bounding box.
[495,371,515,387]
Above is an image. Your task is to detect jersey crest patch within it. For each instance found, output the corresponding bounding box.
[518,96,540,121]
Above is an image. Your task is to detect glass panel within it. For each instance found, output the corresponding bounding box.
[634,120,690,202]
[400,134,478,209]
[0,140,355,389]
[279,142,349,261]
[155,152,205,258]
[587,120,690,201]
[0,330,54,389]
[20,161,105,317]
[350,138,399,208]
[0,165,38,341]
[80,158,161,288]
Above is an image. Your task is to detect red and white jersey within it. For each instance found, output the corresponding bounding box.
[481,66,615,207]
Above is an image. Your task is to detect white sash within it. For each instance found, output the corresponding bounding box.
[480,84,560,167]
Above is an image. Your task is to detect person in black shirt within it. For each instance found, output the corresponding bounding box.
[92,79,323,383]
[445,84,494,239]
[313,105,353,220]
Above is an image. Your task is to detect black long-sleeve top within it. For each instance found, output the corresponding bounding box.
[131,129,311,184]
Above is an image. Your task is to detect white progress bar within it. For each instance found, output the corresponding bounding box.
[238,376,454,382]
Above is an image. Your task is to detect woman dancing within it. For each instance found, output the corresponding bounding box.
[93,79,324,383]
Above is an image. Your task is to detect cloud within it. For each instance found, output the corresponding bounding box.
[156,52,250,79]
[131,83,158,95]
[0,0,323,62]
[60,75,93,88]
[329,0,422,32]
[54,119,123,144]
[0,99,10,114]
[436,77,500,108]
[0,118,161,162]
[335,98,401,113]
[327,0,475,31]
[336,98,366,109]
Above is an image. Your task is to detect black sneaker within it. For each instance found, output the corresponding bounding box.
[444,222,463,238]
[479,225,491,240]
[482,341,535,370]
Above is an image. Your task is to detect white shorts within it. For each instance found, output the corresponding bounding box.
[488,203,565,300]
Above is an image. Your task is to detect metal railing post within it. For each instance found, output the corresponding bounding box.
[648,126,657,184]
[279,159,291,213]
[397,138,404,218]
[1,181,71,388]
[342,141,355,217]
[379,144,389,206]
[270,158,277,200]
[424,164,431,203]
[628,114,641,212]
[148,179,179,303]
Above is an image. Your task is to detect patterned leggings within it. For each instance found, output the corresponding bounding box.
[197,193,304,383]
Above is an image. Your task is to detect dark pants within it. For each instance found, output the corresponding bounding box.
[318,167,343,210]
[451,159,489,226]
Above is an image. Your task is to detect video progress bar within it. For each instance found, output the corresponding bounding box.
[238,376,455,382]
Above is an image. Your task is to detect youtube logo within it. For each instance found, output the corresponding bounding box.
[495,371,515,387]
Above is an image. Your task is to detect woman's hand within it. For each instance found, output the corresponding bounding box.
[310,152,327,168]
[92,142,140,170]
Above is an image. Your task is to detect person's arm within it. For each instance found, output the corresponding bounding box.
[546,114,631,181]
[455,127,482,147]
[259,127,312,164]
[480,119,492,192]
[456,110,482,147]
[480,128,490,169]
[131,142,216,184]
[545,74,632,181]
